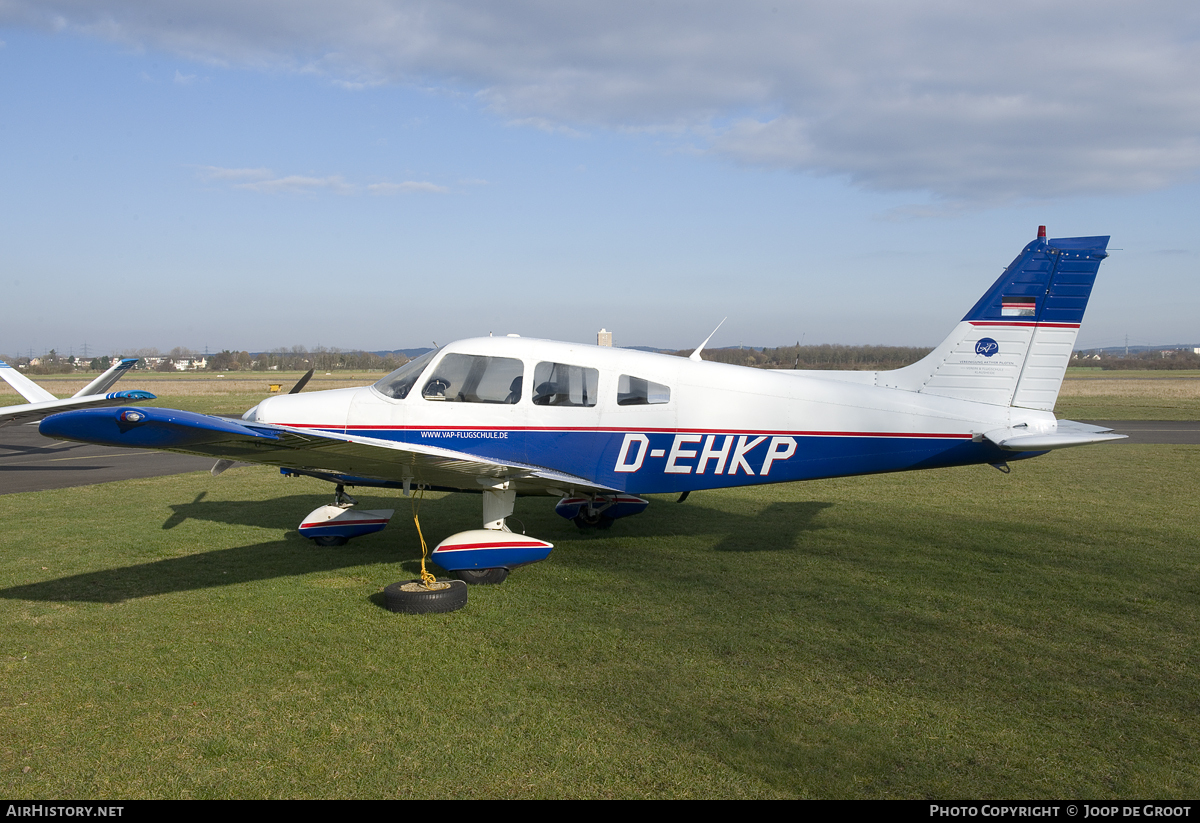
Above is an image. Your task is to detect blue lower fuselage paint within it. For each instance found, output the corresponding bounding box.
[294,425,1025,494]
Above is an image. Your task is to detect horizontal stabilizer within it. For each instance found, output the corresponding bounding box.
[984,419,1126,451]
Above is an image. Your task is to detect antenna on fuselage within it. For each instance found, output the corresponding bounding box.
[689,318,727,362]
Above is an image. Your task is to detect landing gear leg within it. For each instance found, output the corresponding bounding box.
[481,486,516,531]
[335,484,358,508]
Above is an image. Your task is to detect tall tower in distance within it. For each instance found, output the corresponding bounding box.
[597,329,612,347]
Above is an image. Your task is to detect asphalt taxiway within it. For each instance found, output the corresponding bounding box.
[0,423,214,495]
[1080,420,1200,445]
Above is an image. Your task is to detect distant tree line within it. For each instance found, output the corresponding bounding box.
[203,346,409,372]
[1,347,410,374]
[670,343,934,370]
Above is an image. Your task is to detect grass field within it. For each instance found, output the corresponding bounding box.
[2,445,1197,798]
[1056,369,1200,421]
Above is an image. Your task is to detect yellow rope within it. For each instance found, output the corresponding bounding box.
[410,486,439,589]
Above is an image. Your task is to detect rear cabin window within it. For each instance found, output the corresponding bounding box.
[422,354,525,404]
[617,374,671,405]
[532,362,599,407]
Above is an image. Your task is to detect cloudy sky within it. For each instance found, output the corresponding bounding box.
[2,1,1198,356]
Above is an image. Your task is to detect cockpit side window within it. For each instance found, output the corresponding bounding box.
[372,350,437,399]
[422,354,525,404]
[617,374,671,405]
[532,362,599,407]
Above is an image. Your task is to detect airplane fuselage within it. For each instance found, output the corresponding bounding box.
[249,336,1048,496]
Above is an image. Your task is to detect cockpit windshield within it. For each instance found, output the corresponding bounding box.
[372,350,437,399]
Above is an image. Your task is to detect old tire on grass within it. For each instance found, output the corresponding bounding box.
[384,580,468,614]
[452,568,510,585]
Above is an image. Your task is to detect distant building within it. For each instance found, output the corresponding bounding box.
[597,328,612,347]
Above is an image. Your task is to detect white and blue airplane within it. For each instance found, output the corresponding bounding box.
[39,228,1121,584]
[1,357,154,428]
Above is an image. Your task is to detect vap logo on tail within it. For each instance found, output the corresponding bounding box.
[975,338,999,357]
[614,433,797,476]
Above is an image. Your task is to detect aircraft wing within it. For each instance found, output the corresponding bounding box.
[39,406,617,494]
[0,391,157,429]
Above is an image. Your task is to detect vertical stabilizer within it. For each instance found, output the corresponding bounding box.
[880,230,1109,410]
[0,360,57,404]
[72,358,139,398]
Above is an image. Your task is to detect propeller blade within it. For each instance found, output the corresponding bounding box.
[289,369,314,394]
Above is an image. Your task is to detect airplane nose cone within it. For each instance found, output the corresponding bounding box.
[245,394,283,423]
[242,388,354,428]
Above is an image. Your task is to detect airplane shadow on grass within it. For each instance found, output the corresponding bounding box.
[0,492,835,603]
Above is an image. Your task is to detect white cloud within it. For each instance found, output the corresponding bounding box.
[173,69,196,84]
[197,166,445,195]
[367,181,449,194]
[235,174,355,195]
[10,0,1200,203]
[196,166,273,182]
[504,116,587,138]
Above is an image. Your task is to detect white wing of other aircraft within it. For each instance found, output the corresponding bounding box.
[39,228,1123,588]
[0,358,155,428]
